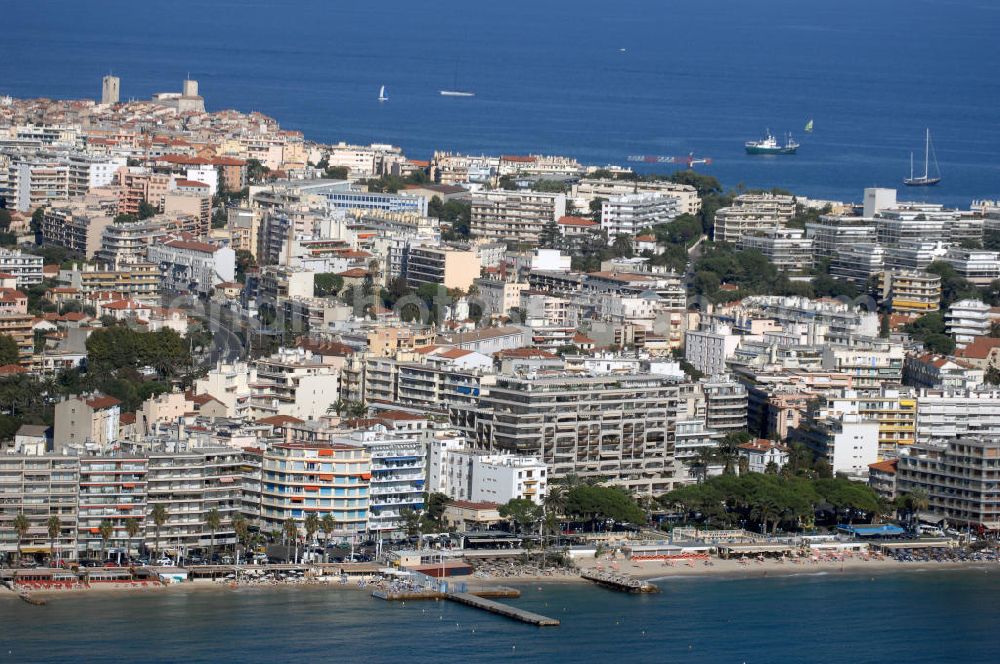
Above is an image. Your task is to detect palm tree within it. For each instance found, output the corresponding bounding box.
[151,503,168,561]
[205,508,222,562]
[13,513,29,567]
[684,447,718,483]
[304,513,320,549]
[750,497,781,535]
[895,490,929,533]
[231,514,249,564]
[98,519,114,561]
[320,514,336,548]
[399,508,422,549]
[716,437,742,476]
[125,518,141,559]
[283,518,299,563]
[47,515,62,566]
[543,485,567,519]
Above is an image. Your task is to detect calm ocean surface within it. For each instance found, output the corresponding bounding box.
[2,570,999,663]
[3,0,999,207]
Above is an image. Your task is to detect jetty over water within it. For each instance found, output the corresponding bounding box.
[447,592,560,626]
[580,570,659,593]
[372,583,558,626]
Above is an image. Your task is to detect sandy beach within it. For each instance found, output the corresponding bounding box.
[7,554,999,604]
[573,554,1000,581]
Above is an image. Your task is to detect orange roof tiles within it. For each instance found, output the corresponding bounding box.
[869,459,898,474]
[86,396,122,410]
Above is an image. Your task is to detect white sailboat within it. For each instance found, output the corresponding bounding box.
[378,85,388,102]
[903,128,941,186]
[440,61,474,97]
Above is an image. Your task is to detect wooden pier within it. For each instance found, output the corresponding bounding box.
[372,585,520,601]
[372,586,556,626]
[580,570,659,593]
[446,592,560,626]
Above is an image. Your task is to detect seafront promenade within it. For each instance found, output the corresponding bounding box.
[5,540,999,606]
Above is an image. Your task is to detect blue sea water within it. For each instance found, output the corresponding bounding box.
[2,570,999,663]
[2,0,999,207]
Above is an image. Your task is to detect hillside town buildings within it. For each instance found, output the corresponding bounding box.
[3,82,1000,567]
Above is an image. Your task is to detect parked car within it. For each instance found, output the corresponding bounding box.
[155,557,175,566]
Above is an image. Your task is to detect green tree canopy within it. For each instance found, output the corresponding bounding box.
[565,485,646,524]
[498,498,541,534]
[314,273,344,297]
[0,334,20,365]
[137,200,157,220]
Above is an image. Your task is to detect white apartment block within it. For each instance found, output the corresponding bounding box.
[806,217,878,259]
[600,192,680,240]
[944,247,1000,286]
[334,427,426,535]
[250,347,340,421]
[945,299,990,348]
[573,178,700,215]
[738,228,814,273]
[685,324,741,375]
[914,389,1000,443]
[820,343,905,389]
[798,411,880,476]
[431,441,548,507]
[147,239,236,296]
[0,249,43,286]
[194,361,258,418]
[470,190,566,245]
[714,193,796,244]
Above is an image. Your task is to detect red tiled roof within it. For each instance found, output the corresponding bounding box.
[119,413,136,425]
[557,215,597,227]
[210,157,246,167]
[869,459,898,474]
[164,239,220,253]
[437,347,473,360]
[257,414,304,426]
[955,335,1000,360]
[500,155,537,163]
[739,439,789,453]
[159,154,211,165]
[496,347,559,359]
[186,392,221,406]
[447,500,500,510]
[0,364,28,375]
[337,268,369,278]
[296,338,355,356]
[375,410,426,421]
[335,249,372,259]
[86,396,122,410]
[175,179,210,188]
